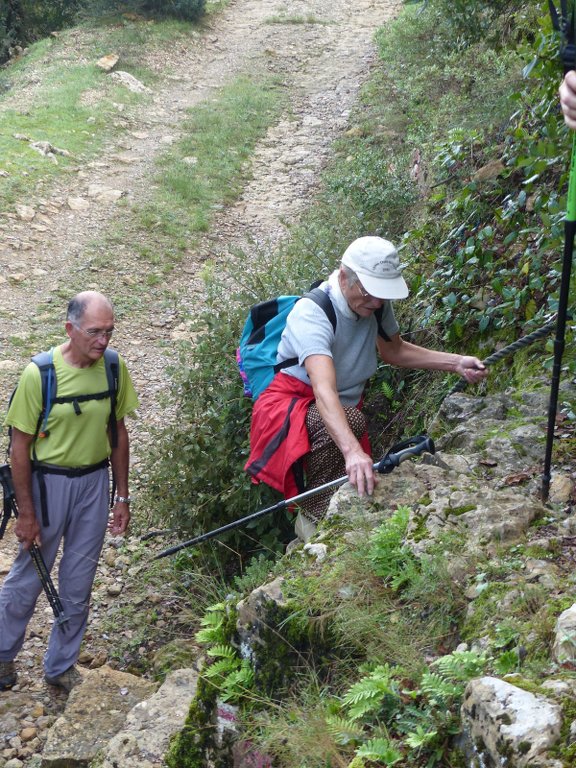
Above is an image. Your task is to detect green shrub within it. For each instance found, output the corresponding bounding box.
[427,0,517,45]
[0,0,82,62]
[142,0,206,21]
[86,0,206,23]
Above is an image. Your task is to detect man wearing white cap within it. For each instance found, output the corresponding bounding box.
[245,236,486,540]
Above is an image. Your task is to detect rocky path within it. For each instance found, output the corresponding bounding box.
[0,0,400,763]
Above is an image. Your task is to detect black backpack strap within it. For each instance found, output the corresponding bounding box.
[103,348,119,507]
[375,305,392,342]
[303,288,337,333]
[103,348,120,449]
[273,287,338,373]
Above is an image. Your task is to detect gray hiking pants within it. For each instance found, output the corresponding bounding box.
[0,467,109,677]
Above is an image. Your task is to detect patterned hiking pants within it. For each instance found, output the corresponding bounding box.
[297,403,367,523]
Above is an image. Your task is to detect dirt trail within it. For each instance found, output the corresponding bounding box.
[0,0,399,453]
[0,0,399,759]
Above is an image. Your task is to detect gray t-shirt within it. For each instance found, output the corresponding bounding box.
[276,270,399,406]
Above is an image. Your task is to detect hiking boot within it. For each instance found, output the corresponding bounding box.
[45,665,83,692]
[0,661,17,691]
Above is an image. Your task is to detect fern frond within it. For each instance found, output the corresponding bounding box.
[219,662,255,702]
[368,507,418,588]
[203,657,238,679]
[405,724,438,749]
[206,644,237,659]
[195,626,223,644]
[420,671,462,702]
[356,737,403,764]
[325,715,364,745]
[380,381,395,401]
[205,602,226,613]
[198,611,224,628]
[432,649,487,681]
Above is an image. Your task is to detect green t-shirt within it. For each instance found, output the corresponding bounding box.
[5,346,139,467]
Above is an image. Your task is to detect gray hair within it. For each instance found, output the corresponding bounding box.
[66,291,113,325]
[341,263,360,287]
[66,297,88,325]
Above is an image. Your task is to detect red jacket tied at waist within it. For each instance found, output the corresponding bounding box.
[244,373,371,500]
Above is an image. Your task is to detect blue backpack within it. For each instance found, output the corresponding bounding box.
[237,287,337,401]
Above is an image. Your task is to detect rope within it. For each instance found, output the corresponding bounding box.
[448,316,558,396]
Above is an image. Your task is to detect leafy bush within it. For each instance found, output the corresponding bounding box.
[428,0,517,46]
[0,0,82,62]
[404,17,571,351]
[324,649,488,766]
[84,0,206,23]
[142,0,206,22]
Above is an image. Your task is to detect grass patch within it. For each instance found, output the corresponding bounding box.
[141,74,286,245]
[77,71,288,291]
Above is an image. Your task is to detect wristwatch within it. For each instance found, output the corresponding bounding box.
[115,495,132,505]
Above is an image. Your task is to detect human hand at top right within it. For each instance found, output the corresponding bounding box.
[560,71,576,130]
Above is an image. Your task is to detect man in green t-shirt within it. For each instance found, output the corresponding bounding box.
[0,291,139,693]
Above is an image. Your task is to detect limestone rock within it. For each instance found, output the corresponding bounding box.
[553,604,576,666]
[97,669,198,768]
[67,197,90,211]
[96,53,119,72]
[87,184,126,203]
[109,71,151,94]
[15,204,35,221]
[41,666,156,767]
[549,472,574,504]
[461,676,562,767]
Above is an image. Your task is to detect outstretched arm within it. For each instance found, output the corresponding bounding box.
[377,333,487,384]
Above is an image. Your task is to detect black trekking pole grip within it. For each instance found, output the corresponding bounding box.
[0,462,15,499]
[152,434,436,560]
[374,435,435,474]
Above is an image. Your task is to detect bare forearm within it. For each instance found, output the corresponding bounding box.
[110,422,130,496]
[305,354,375,496]
[314,383,362,459]
[10,433,35,521]
[378,336,487,384]
[109,420,131,534]
[380,339,463,371]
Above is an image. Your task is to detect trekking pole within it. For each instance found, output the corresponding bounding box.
[542,0,576,500]
[0,464,68,629]
[153,434,435,560]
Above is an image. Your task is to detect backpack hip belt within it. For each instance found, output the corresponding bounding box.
[32,458,109,477]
